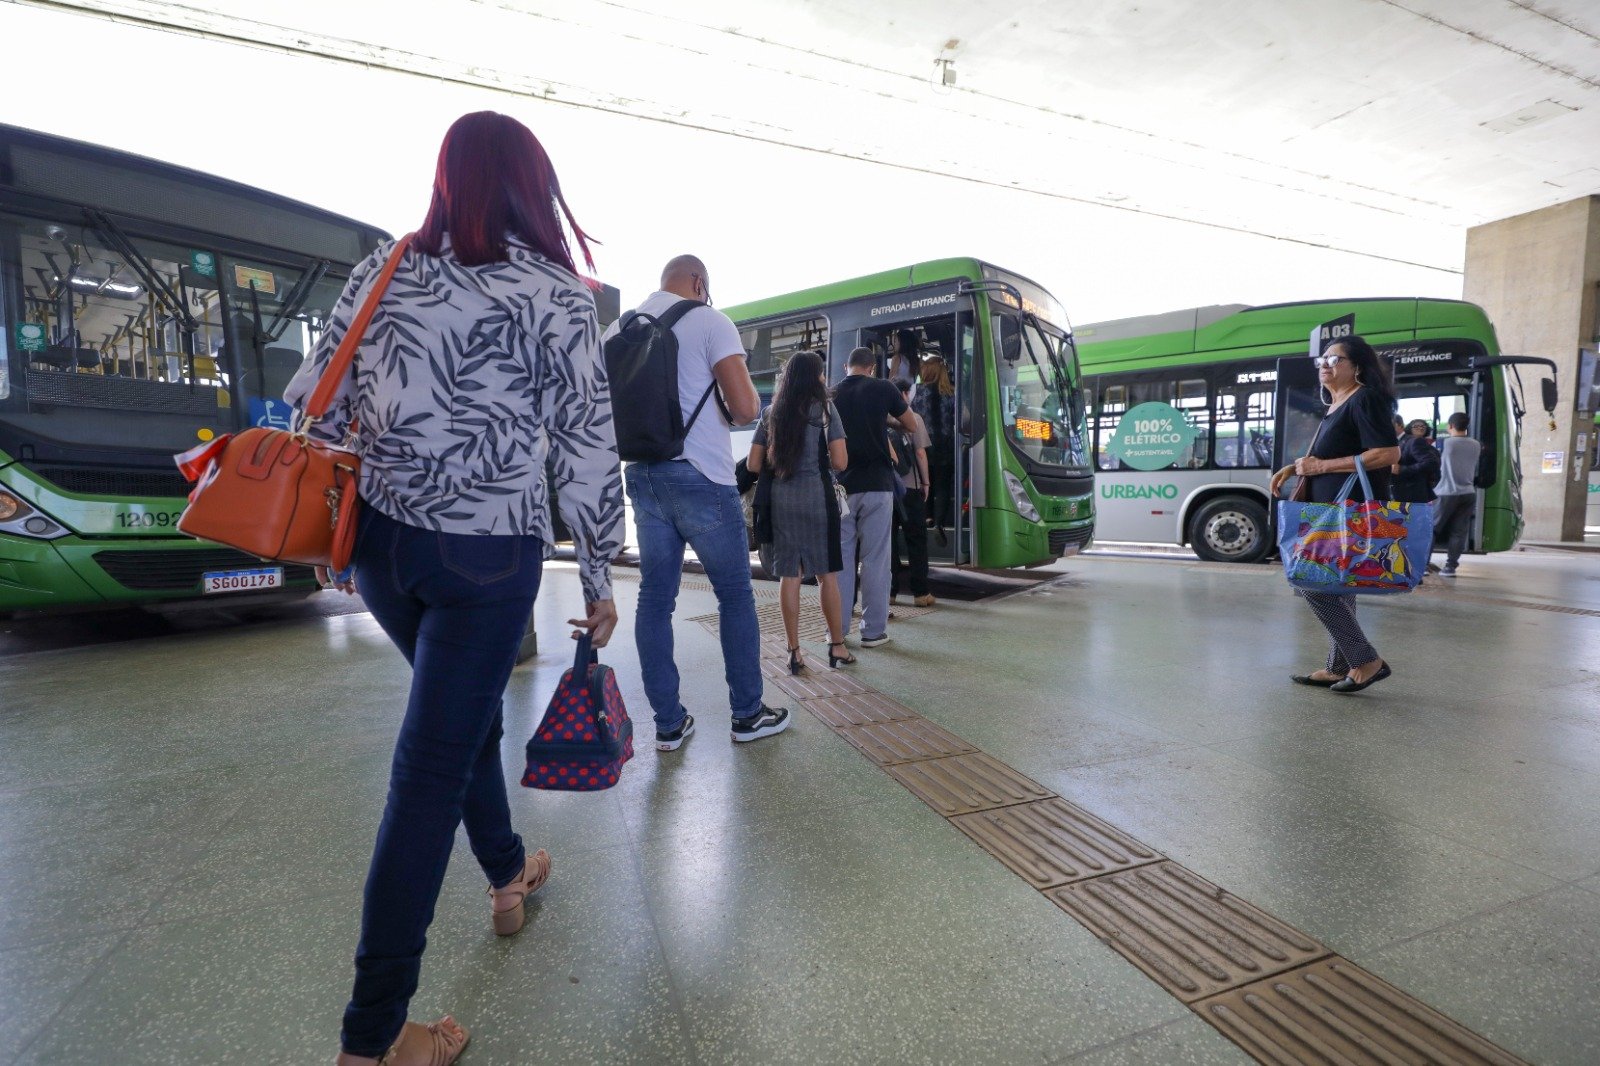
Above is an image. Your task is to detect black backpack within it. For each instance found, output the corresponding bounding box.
[602,300,721,462]
[887,425,914,477]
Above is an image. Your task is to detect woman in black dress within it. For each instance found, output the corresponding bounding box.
[1269,336,1402,694]
[749,351,852,672]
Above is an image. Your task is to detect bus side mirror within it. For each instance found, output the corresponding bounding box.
[1540,377,1558,414]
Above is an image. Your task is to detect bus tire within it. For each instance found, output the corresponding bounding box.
[1188,496,1270,563]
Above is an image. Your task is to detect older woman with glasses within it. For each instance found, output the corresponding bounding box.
[1269,336,1401,694]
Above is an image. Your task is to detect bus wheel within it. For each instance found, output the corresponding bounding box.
[1189,497,1270,563]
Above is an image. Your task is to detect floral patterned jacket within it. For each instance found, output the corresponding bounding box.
[284,237,624,602]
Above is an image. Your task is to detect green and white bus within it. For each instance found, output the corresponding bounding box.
[0,126,388,612]
[724,260,1095,569]
[1076,298,1537,562]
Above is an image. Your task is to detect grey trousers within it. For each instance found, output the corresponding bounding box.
[1301,591,1377,673]
[839,491,894,639]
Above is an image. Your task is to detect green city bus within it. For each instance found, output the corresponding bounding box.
[0,126,388,612]
[1076,298,1533,562]
[724,260,1094,569]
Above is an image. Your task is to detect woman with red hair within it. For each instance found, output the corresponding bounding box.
[286,111,624,1066]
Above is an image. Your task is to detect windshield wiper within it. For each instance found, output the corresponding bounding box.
[87,209,200,386]
[264,260,329,341]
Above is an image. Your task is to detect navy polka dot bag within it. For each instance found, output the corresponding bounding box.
[522,634,634,791]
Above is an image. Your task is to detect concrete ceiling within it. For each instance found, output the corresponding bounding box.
[16,0,1600,275]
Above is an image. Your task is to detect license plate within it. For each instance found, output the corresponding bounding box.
[201,567,283,594]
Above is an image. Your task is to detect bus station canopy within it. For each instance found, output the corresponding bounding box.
[19,0,1600,274]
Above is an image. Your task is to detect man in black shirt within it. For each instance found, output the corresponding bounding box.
[832,347,919,647]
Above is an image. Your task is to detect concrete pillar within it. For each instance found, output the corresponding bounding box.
[1463,196,1600,543]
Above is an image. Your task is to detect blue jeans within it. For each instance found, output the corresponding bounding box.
[625,461,763,729]
[341,505,541,1057]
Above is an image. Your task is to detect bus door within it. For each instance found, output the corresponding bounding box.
[1393,366,1478,548]
[852,317,968,564]
[1271,356,1324,483]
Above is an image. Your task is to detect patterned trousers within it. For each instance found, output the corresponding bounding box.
[1300,591,1378,673]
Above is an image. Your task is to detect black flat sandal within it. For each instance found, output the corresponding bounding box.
[828,641,857,668]
[1291,672,1346,687]
[1329,662,1391,694]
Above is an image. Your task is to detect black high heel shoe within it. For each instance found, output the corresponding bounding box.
[828,641,857,668]
[788,646,805,675]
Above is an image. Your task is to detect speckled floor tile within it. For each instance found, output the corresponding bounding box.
[611,705,897,848]
[634,791,1188,1064]
[1359,884,1600,1066]
[1210,721,1600,878]
[0,765,250,949]
[1054,1016,1251,1065]
[3,933,122,1059]
[1038,748,1561,956]
[18,844,689,1066]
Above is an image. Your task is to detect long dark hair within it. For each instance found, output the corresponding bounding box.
[415,111,596,274]
[768,351,828,479]
[1326,335,1395,407]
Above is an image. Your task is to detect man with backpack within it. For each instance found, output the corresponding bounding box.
[833,347,920,648]
[603,255,788,750]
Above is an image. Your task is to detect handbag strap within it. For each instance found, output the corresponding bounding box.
[302,233,415,420]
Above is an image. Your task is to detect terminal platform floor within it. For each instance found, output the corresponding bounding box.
[3,548,1598,1064]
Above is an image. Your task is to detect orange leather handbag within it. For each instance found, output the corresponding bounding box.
[173,235,412,570]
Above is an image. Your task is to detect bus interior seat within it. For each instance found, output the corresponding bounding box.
[39,345,102,372]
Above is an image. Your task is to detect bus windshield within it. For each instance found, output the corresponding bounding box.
[993,310,1088,472]
[4,211,347,450]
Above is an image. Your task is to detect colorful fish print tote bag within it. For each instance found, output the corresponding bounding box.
[1277,462,1434,595]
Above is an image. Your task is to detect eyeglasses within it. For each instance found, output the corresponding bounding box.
[692,273,713,306]
[1310,353,1346,368]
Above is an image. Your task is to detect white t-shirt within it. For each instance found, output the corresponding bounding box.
[604,291,743,486]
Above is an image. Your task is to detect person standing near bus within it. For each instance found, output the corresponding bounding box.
[1270,336,1400,694]
[296,112,624,1066]
[1433,412,1482,575]
[748,350,853,671]
[611,255,789,750]
[834,346,919,647]
[914,354,957,543]
[888,327,922,391]
[889,378,935,607]
[1391,419,1440,503]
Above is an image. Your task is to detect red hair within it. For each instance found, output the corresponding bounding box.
[415,111,596,274]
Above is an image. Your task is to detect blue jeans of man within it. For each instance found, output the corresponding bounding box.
[625,460,764,729]
[839,490,894,639]
[341,505,540,1057]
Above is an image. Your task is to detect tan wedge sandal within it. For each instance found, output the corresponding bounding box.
[335,1016,469,1066]
[488,848,551,936]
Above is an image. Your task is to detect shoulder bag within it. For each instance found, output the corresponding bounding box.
[173,234,413,570]
[823,402,849,517]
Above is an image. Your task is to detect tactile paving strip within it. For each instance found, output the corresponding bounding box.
[692,590,1531,1065]
[836,717,977,765]
[1049,863,1327,1003]
[762,659,875,699]
[949,798,1162,890]
[802,691,921,728]
[1199,957,1529,1065]
[885,752,1054,816]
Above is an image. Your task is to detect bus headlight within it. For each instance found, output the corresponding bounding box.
[1002,470,1041,523]
[0,490,69,540]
